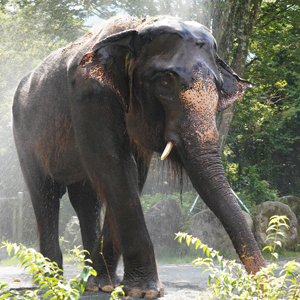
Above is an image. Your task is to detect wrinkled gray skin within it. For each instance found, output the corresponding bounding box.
[13,15,265,299]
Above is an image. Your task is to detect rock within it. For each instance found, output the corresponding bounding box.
[188,209,253,257]
[277,195,300,218]
[243,211,254,233]
[145,199,184,256]
[63,216,82,251]
[254,201,299,251]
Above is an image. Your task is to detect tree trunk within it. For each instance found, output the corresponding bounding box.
[216,104,236,151]
[211,0,263,151]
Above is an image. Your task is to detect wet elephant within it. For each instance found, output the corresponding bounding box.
[13,15,265,299]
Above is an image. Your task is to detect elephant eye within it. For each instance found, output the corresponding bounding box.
[155,74,175,99]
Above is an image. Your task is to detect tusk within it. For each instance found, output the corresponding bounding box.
[161,142,174,161]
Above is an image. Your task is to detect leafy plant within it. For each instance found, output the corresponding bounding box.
[109,285,125,300]
[262,215,289,263]
[0,243,96,300]
[222,160,279,212]
[176,215,300,299]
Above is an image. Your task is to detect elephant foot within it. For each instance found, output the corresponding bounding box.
[85,273,121,292]
[122,278,164,299]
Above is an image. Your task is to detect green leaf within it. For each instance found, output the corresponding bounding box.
[186,235,192,246]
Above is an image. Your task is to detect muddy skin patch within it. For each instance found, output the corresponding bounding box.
[179,69,220,147]
[79,51,125,107]
[61,31,94,54]
[80,53,115,87]
[238,245,266,274]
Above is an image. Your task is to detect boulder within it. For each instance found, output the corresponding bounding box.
[145,199,184,255]
[277,195,300,219]
[63,216,82,251]
[254,201,299,251]
[188,209,253,257]
[243,211,254,233]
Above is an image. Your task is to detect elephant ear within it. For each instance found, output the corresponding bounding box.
[80,29,138,101]
[216,55,251,112]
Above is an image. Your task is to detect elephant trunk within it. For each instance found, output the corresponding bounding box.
[176,125,265,274]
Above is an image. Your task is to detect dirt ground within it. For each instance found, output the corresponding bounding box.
[0,262,212,299]
[0,258,299,299]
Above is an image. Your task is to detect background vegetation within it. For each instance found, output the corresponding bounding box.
[223,1,300,208]
[0,0,299,243]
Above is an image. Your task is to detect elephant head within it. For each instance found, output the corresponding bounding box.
[80,16,265,275]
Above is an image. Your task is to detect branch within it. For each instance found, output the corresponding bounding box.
[245,57,258,68]
[269,14,300,26]
[89,3,109,18]
[250,0,263,25]
[256,0,281,25]
[258,4,296,28]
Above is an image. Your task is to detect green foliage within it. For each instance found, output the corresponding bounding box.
[0,243,96,300]
[0,284,39,300]
[109,285,125,300]
[176,215,300,299]
[223,160,279,210]
[0,241,126,300]
[224,1,300,199]
[141,193,167,213]
[238,167,278,210]
[0,0,86,99]
[262,215,289,263]
[0,256,20,267]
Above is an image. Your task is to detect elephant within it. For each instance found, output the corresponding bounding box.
[13,15,266,298]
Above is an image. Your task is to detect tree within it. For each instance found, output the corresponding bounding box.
[223,0,300,201]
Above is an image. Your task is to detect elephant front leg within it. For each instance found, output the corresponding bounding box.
[113,197,164,299]
[89,156,164,299]
[87,151,153,293]
[70,96,162,298]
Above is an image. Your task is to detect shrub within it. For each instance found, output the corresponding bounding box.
[176,215,300,299]
[0,243,96,300]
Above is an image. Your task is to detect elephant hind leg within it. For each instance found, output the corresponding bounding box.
[67,181,121,292]
[86,206,122,292]
[22,165,64,268]
[14,126,65,267]
[67,180,101,257]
